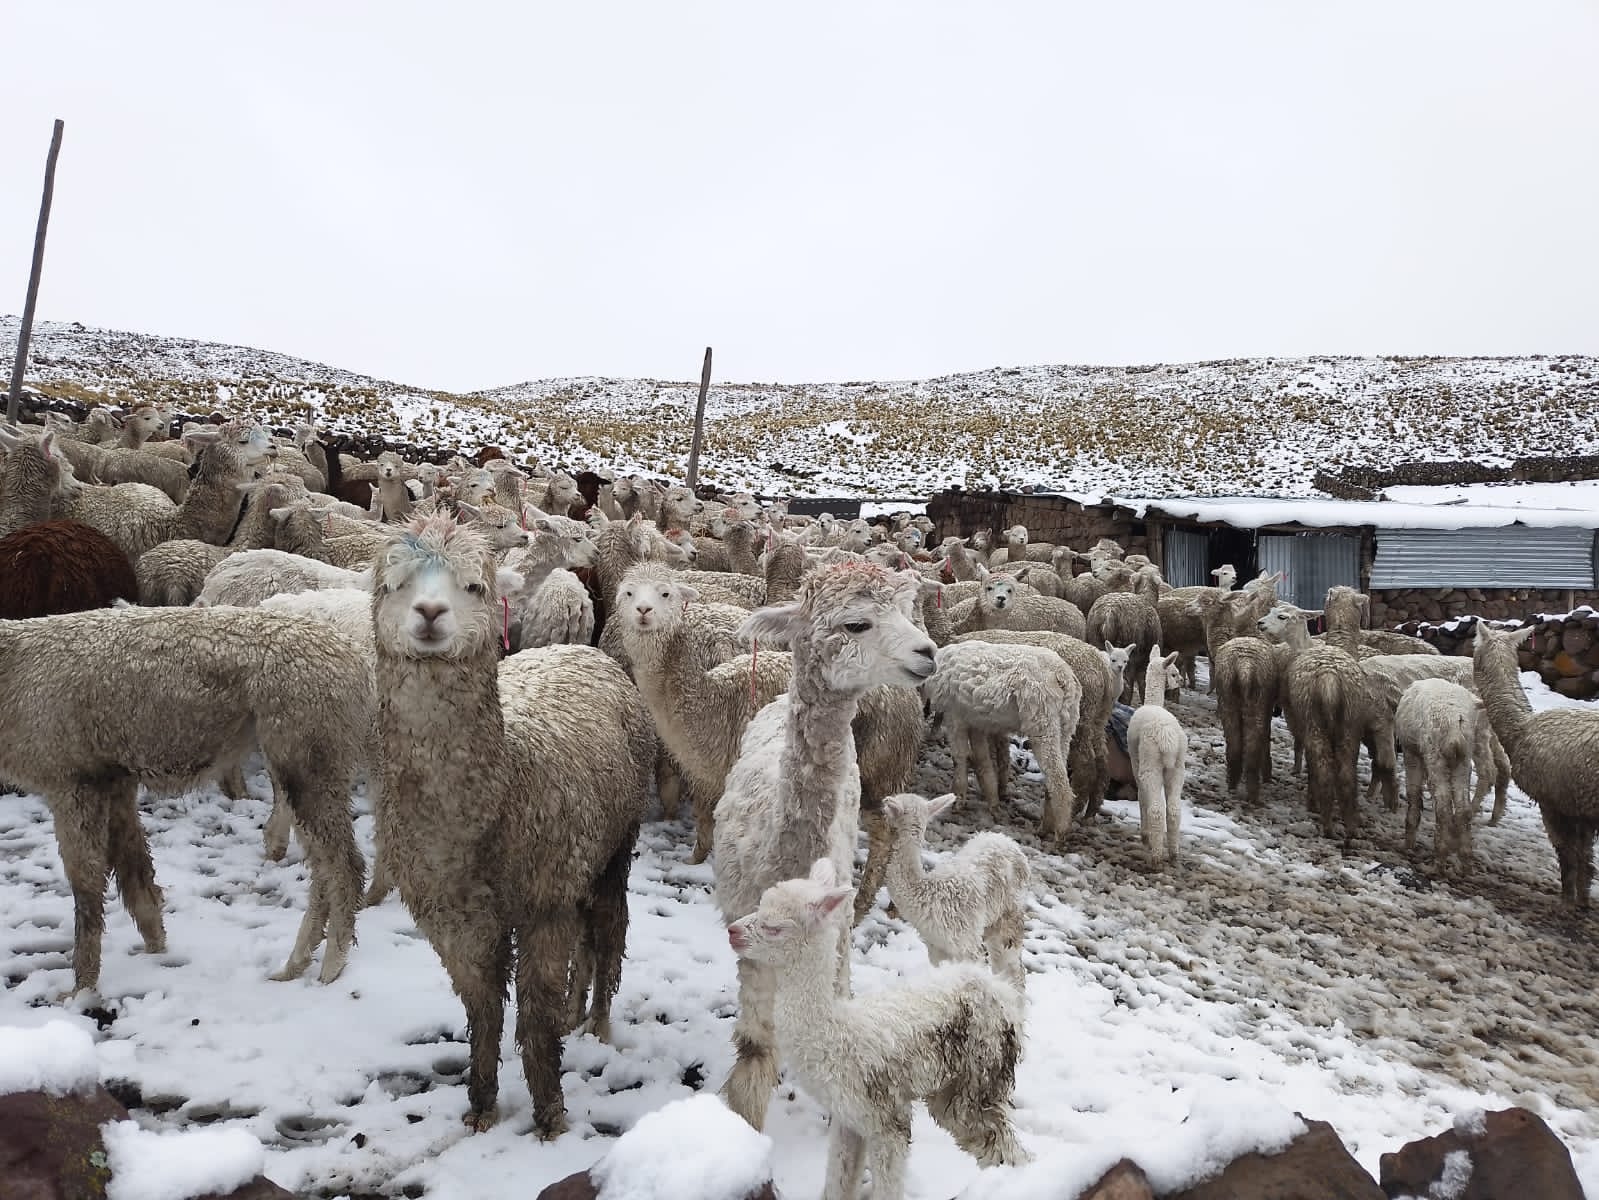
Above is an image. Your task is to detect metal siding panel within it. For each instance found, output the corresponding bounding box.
[1258,533,1359,608]
[1162,528,1209,587]
[1370,528,1597,589]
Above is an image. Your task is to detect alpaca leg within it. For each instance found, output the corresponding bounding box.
[688,780,716,866]
[1220,702,1244,794]
[863,1109,911,1200]
[1135,766,1166,865]
[1069,729,1106,820]
[1033,729,1075,841]
[581,833,635,1043]
[822,1122,867,1200]
[363,848,394,907]
[947,722,973,809]
[262,761,294,861]
[1488,737,1511,825]
[106,785,165,954]
[1339,739,1363,845]
[1258,706,1275,784]
[722,959,781,1131]
[931,1080,1029,1168]
[438,923,512,1130]
[515,910,581,1137]
[854,807,893,922]
[272,772,364,983]
[984,905,1027,991]
[971,732,1002,822]
[564,922,595,1034]
[1402,752,1425,851]
[656,752,683,820]
[990,731,1013,807]
[1540,806,1582,906]
[48,784,117,994]
[1164,761,1185,864]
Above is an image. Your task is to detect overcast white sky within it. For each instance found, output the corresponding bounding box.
[3,2,1596,391]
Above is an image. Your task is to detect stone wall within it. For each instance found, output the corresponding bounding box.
[1317,454,1599,500]
[926,491,1150,559]
[1397,607,1599,699]
[1371,587,1599,626]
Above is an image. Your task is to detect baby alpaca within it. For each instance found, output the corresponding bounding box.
[1126,645,1186,866]
[728,860,1029,1200]
[881,793,1030,990]
[1395,678,1494,877]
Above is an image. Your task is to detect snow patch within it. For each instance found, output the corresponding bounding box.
[1428,1147,1473,1199]
[1451,1107,1488,1138]
[591,1094,773,1200]
[0,1019,99,1096]
[102,1120,266,1200]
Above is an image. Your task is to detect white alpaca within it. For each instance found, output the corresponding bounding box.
[881,793,1030,990]
[713,562,937,1131]
[1395,677,1497,876]
[1126,644,1186,867]
[728,860,1030,1200]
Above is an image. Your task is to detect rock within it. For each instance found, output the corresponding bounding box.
[0,1086,293,1200]
[534,1171,778,1200]
[1076,1158,1155,1199]
[1551,676,1596,700]
[1166,1117,1383,1200]
[1562,627,1595,655]
[1552,651,1586,678]
[1379,1107,1584,1200]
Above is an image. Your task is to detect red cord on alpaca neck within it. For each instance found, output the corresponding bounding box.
[501,595,510,651]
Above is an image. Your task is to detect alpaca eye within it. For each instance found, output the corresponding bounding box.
[467,583,486,596]
[844,620,872,634]
[760,923,785,936]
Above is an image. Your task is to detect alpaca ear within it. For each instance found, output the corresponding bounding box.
[1163,651,1181,670]
[496,568,525,596]
[457,501,482,520]
[677,583,701,606]
[882,795,906,819]
[808,858,836,885]
[807,887,855,926]
[927,793,957,821]
[1104,640,1114,653]
[739,602,803,649]
[1508,625,1534,647]
[268,506,295,522]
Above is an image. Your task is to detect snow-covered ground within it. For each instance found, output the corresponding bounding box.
[2,673,1596,1198]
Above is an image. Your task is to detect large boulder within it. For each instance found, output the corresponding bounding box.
[0,1086,293,1200]
[1076,1158,1156,1200]
[1378,1107,1584,1200]
[1165,1117,1384,1200]
[534,1172,776,1200]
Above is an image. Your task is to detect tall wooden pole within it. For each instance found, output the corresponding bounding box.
[685,345,712,491]
[7,119,65,426]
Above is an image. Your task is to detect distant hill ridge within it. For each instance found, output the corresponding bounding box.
[4,315,1596,500]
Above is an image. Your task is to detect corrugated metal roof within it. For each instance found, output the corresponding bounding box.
[1370,527,1597,589]
[1258,532,1361,609]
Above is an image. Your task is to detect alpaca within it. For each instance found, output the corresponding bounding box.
[370,515,656,1134]
[881,792,1030,989]
[1126,645,1186,867]
[1211,635,1285,806]
[1473,624,1599,907]
[713,561,937,1131]
[1395,678,1495,877]
[0,606,367,993]
[0,520,139,619]
[924,640,1082,839]
[728,859,1029,1199]
[1086,591,1163,703]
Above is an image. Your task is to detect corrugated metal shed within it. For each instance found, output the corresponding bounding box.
[1371,528,1598,589]
[1258,532,1361,609]
[1162,528,1209,588]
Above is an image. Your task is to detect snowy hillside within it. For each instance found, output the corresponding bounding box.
[5,316,1598,499]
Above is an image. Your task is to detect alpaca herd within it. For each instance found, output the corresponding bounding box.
[2,403,1596,1198]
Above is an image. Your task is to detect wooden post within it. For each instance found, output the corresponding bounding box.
[685,346,712,491]
[7,119,65,427]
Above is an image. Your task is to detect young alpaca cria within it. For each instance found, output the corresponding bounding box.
[728,860,1029,1200]
[1395,678,1495,877]
[1126,645,1186,867]
[713,561,937,1131]
[881,793,1030,990]
[1473,623,1599,907]
[370,515,656,1135]
[924,640,1082,839]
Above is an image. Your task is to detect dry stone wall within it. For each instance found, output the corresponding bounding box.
[1398,606,1599,699]
[1373,587,1599,626]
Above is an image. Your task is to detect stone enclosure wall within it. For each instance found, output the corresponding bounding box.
[926,491,1152,562]
[1398,607,1599,700]
[1372,587,1599,626]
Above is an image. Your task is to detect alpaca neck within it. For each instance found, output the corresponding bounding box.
[1140,670,1168,710]
[375,644,509,805]
[178,449,245,543]
[921,593,952,646]
[770,934,848,1050]
[1475,647,1533,757]
[1282,620,1313,653]
[884,830,927,898]
[774,638,862,873]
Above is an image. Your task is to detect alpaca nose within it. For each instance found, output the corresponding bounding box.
[728,925,749,951]
[414,601,448,624]
[635,603,653,618]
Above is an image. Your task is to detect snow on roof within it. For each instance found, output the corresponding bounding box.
[1099,493,1599,531]
[1382,481,1599,512]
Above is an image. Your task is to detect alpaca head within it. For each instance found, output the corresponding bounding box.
[456,502,531,552]
[527,507,597,568]
[980,574,1017,613]
[1101,641,1135,688]
[738,561,936,692]
[623,513,692,566]
[661,485,703,527]
[1005,525,1029,547]
[1257,602,1317,641]
[616,564,696,636]
[123,406,167,444]
[373,515,523,658]
[663,527,699,565]
[727,859,854,963]
[721,491,762,522]
[1211,564,1238,591]
[456,469,496,506]
[376,454,407,484]
[1472,621,1534,673]
[1324,585,1369,629]
[213,420,278,468]
[1144,644,1182,696]
[546,471,580,513]
[881,792,957,843]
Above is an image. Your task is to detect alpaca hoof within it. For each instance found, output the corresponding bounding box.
[269,958,309,983]
[464,1107,498,1133]
[532,1107,569,1140]
[688,846,709,866]
[263,839,288,863]
[582,1015,613,1045]
[141,933,167,955]
[362,886,390,908]
[317,948,350,985]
